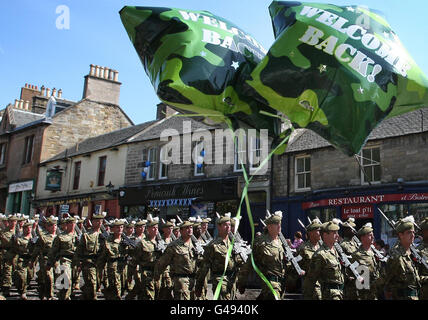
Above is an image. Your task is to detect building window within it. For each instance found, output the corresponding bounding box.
[147,148,157,180]
[295,155,311,191]
[359,146,381,184]
[159,147,168,179]
[97,156,107,186]
[234,134,246,172]
[194,143,204,176]
[0,143,6,165]
[73,161,81,190]
[22,135,34,165]
[249,136,261,171]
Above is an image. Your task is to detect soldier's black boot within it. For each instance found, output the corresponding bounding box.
[2,287,10,297]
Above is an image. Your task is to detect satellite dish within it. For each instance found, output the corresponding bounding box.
[45,96,56,119]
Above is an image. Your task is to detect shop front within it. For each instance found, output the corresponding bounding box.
[273,183,428,245]
[6,180,34,215]
[119,177,239,232]
[33,192,120,219]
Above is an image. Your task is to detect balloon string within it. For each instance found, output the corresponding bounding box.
[167,110,292,300]
[213,122,292,300]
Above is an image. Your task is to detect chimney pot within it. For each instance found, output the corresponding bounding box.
[114,71,119,82]
[46,88,51,97]
[41,85,45,96]
[58,89,62,99]
[19,99,24,109]
[104,67,109,79]
[52,88,57,96]
[15,99,19,108]
[95,65,100,77]
[90,64,95,76]
[35,86,38,91]
[24,101,29,110]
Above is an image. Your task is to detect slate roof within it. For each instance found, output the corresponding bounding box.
[286,108,428,153]
[9,108,45,128]
[43,120,158,163]
[130,115,222,142]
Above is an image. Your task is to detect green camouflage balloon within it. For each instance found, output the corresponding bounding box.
[248,1,428,156]
[120,6,281,137]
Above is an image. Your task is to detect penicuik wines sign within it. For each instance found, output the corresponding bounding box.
[120,178,237,206]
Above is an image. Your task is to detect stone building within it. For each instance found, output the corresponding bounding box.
[33,121,157,218]
[270,109,428,245]
[0,65,133,215]
[119,105,273,239]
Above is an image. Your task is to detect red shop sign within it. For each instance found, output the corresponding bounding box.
[302,192,428,210]
[342,204,373,219]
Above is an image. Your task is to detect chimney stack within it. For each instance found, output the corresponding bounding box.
[82,64,121,105]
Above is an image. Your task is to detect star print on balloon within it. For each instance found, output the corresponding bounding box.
[119,6,281,137]
[247,1,428,155]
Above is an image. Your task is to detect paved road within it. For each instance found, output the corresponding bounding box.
[2,280,302,300]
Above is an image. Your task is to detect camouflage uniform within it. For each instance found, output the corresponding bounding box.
[12,232,35,297]
[252,232,285,300]
[196,237,243,300]
[76,229,104,300]
[31,228,56,299]
[154,237,197,300]
[158,234,174,300]
[417,241,428,300]
[0,226,16,295]
[97,233,128,300]
[350,245,381,300]
[47,226,77,300]
[125,230,145,300]
[306,242,344,300]
[385,242,423,300]
[299,240,321,300]
[135,236,163,300]
[340,235,359,300]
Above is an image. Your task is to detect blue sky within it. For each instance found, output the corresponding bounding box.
[1,0,427,125]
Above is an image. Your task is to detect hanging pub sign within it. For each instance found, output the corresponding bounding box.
[45,170,62,191]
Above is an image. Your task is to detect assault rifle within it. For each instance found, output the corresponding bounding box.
[176,216,204,256]
[333,241,364,283]
[201,230,213,243]
[299,218,324,246]
[121,232,137,248]
[378,208,428,271]
[260,214,305,276]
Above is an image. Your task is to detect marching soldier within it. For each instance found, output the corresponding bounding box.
[192,216,208,300]
[340,217,359,300]
[0,214,7,285]
[98,218,128,300]
[350,223,382,300]
[299,218,322,300]
[76,211,106,300]
[154,218,198,300]
[125,219,147,300]
[13,219,35,300]
[201,218,213,242]
[71,216,85,293]
[240,211,286,300]
[173,223,180,240]
[1,214,19,297]
[135,214,164,300]
[385,216,427,300]
[47,215,77,300]
[306,219,345,300]
[418,217,428,300]
[158,219,175,300]
[195,213,244,300]
[30,216,58,300]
